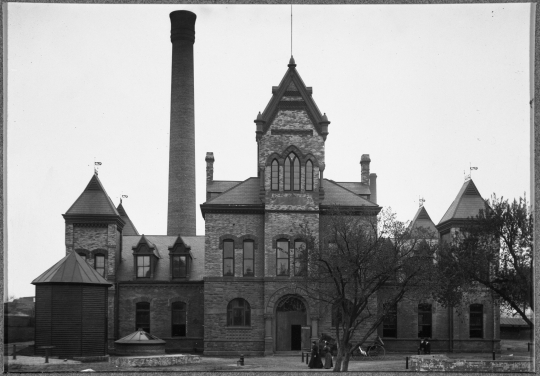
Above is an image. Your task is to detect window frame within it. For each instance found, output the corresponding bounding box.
[223,240,235,277]
[284,153,300,191]
[243,240,254,277]
[469,304,483,338]
[293,240,307,276]
[171,255,188,278]
[94,254,105,277]
[136,255,151,278]
[135,301,151,333]
[171,301,187,337]
[417,303,432,338]
[271,159,279,191]
[382,303,398,338]
[305,160,313,191]
[226,298,251,327]
[276,239,290,276]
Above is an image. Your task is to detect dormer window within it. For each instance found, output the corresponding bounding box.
[132,235,161,280]
[169,236,193,280]
[284,153,300,191]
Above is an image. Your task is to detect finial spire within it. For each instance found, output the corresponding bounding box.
[288,56,296,68]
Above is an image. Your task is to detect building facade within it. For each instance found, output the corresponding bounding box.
[35,10,500,356]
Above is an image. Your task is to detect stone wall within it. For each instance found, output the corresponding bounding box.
[117,283,204,352]
[409,355,531,372]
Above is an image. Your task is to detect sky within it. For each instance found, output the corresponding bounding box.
[6,3,532,298]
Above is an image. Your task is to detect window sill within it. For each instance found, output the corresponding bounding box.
[226,326,252,330]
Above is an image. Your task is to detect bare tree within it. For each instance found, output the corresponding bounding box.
[296,207,439,372]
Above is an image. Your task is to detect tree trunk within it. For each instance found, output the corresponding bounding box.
[341,351,351,371]
[333,349,343,372]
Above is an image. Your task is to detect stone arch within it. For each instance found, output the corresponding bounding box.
[74,248,90,259]
[271,234,294,248]
[282,145,304,161]
[265,153,285,166]
[168,296,190,309]
[303,153,320,168]
[91,248,109,257]
[219,234,240,249]
[265,286,315,317]
[239,234,259,250]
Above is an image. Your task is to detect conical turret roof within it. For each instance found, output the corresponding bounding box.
[117,203,139,236]
[438,179,487,225]
[410,206,437,236]
[32,251,112,286]
[65,174,120,216]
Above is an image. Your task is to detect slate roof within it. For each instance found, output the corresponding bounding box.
[335,182,371,196]
[500,317,529,326]
[32,251,112,286]
[438,179,487,225]
[205,178,261,205]
[117,203,139,236]
[410,206,438,235]
[65,174,120,216]
[133,235,162,258]
[207,181,241,194]
[117,235,205,281]
[322,179,378,207]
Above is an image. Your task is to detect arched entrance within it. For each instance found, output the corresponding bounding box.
[275,295,307,351]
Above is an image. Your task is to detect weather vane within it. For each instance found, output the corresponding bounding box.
[94,160,102,175]
[120,194,128,204]
[419,197,425,208]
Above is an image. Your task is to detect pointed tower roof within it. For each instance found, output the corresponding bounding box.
[65,174,120,216]
[256,58,329,138]
[410,206,437,236]
[117,203,139,236]
[437,179,487,229]
[32,251,112,286]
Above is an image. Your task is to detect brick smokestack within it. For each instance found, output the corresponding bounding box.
[360,154,370,185]
[205,152,214,183]
[167,10,197,236]
[369,173,377,204]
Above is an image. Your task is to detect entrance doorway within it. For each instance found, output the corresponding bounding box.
[276,295,307,351]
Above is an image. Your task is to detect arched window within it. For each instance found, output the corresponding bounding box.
[294,240,307,276]
[135,302,150,333]
[305,160,313,191]
[223,240,235,277]
[271,159,279,191]
[243,240,254,277]
[276,239,290,276]
[227,298,251,326]
[418,303,432,338]
[95,254,105,277]
[469,304,483,338]
[284,153,300,191]
[171,301,187,337]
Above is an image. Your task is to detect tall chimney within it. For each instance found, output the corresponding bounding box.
[167,11,197,236]
[205,152,214,183]
[360,154,370,185]
[369,173,377,204]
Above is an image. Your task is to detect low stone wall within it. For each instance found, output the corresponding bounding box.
[410,355,532,372]
[110,354,201,368]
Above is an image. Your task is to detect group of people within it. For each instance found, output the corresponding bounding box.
[308,340,333,369]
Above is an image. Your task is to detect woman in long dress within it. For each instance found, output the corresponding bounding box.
[323,341,333,369]
[308,341,324,369]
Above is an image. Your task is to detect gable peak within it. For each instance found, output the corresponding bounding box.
[288,55,296,68]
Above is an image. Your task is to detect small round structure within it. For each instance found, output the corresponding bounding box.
[114,329,166,356]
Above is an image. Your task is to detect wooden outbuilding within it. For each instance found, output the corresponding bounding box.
[32,251,112,358]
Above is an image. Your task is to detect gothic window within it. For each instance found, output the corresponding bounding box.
[284,153,300,191]
[243,240,254,277]
[469,304,483,338]
[136,256,151,278]
[294,240,307,276]
[383,303,398,338]
[94,254,105,277]
[135,302,150,333]
[172,256,187,278]
[227,298,251,326]
[305,160,313,191]
[223,240,235,277]
[271,159,279,191]
[276,239,290,276]
[418,303,432,338]
[171,301,187,337]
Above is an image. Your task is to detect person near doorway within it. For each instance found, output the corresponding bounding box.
[323,341,333,369]
[308,341,323,369]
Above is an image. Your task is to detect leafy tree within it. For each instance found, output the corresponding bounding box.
[435,195,533,328]
[296,207,439,372]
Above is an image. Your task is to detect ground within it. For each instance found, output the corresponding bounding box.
[3,340,532,373]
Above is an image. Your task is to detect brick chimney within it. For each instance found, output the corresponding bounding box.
[369,173,377,204]
[205,152,214,183]
[167,10,197,236]
[360,154,370,185]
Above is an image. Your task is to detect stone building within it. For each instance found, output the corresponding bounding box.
[35,9,499,356]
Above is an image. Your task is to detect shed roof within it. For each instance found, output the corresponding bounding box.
[65,174,120,216]
[322,179,378,207]
[205,177,261,205]
[334,182,371,196]
[500,317,529,327]
[32,251,112,286]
